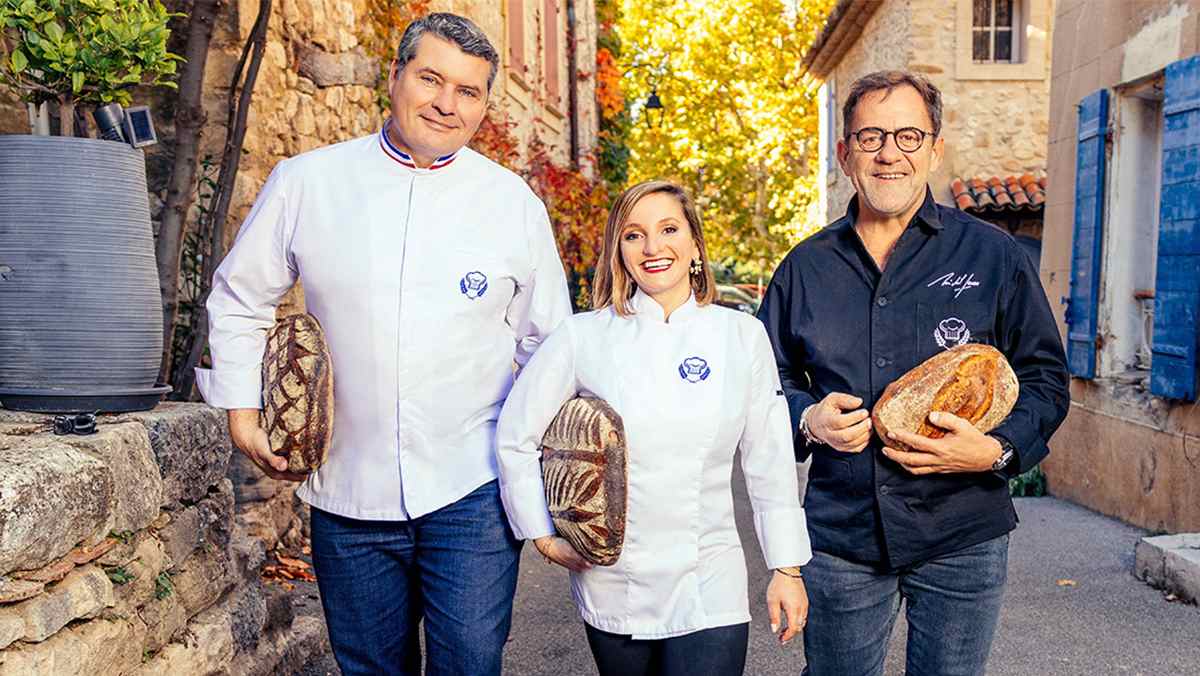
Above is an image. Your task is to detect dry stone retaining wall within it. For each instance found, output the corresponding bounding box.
[0,403,321,675]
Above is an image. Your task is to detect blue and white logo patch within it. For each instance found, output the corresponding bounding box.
[459,271,488,299]
[934,316,970,349]
[678,356,711,383]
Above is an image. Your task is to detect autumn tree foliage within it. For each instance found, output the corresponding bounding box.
[618,0,834,275]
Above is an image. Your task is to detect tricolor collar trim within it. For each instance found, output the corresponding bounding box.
[379,120,458,170]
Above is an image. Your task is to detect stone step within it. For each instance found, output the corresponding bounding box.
[1134,533,1200,604]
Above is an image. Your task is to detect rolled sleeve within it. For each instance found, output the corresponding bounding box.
[194,366,264,410]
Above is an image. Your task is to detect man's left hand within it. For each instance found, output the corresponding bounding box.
[882,412,1002,474]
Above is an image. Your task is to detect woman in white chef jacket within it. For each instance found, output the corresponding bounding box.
[497,180,812,676]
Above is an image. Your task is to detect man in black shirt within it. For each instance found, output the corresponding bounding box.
[758,71,1069,675]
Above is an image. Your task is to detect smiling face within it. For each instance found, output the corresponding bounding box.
[618,191,700,311]
[386,34,490,166]
[837,84,944,226]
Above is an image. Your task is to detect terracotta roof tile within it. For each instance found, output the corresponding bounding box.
[953,173,1047,212]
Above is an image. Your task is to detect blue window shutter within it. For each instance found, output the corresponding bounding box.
[1066,89,1108,378]
[1151,54,1200,400]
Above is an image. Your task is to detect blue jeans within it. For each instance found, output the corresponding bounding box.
[309,480,522,676]
[801,534,1009,676]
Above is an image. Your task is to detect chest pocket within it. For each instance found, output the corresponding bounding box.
[915,302,996,364]
[434,249,517,321]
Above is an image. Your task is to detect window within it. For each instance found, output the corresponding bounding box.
[955,0,1046,81]
[1066,54,1200,400]
[543,0,561,110]
[506,0,526,82]
[1098,77,1163,377]
[972,0,1020,63]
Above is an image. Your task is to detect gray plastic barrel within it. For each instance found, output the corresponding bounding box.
[0,135,169,412]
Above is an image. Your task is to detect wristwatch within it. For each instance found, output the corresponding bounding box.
[989,434,1016,472]
[799,404,820,446]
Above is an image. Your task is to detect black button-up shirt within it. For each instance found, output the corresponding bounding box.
[757,190,1069,568]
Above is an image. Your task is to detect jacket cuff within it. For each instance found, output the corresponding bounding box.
[753,507,813,569]
[194,367,263,410]
[785,390,818,461]
[989,417,1046,474]
[499,475,556,541]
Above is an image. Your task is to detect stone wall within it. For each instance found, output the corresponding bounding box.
[0,0,598,259]
[824,0,912,218]
[0,404,322,675]
[1040,0,1200,534]
[821,0,1051,219]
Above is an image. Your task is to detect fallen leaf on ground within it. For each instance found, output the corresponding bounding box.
[276,555,311,570]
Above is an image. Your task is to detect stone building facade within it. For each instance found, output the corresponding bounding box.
[1039,0,1200,533]
[804,0,1053,227]
[1,0,598,253]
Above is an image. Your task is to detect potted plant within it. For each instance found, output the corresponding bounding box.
[0,0,180,412]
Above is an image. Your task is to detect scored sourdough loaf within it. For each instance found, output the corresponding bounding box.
[872,344,1018,452]
[260,313,334,474]
[541,397,627,566]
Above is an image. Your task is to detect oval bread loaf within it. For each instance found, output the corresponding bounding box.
[541,397,627,566]
[872,344,1018,452]
[260,313,334,474]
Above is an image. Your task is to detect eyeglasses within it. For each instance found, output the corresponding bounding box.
[848,127,935,153]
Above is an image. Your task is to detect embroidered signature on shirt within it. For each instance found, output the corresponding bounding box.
[927,272,981,298]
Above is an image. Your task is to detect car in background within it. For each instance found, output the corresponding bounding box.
[715,284,760,314]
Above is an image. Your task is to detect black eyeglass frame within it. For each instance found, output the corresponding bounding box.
[846,127,936,153]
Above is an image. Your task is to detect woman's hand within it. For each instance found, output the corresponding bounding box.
[533,536,592,573]
[766,569,809,645]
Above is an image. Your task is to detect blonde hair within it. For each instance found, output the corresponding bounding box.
[591,180,717,315]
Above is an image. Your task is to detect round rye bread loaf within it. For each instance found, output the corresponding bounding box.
[872,344,1018,452]
[541,397,627,566]
[260,313,334,474]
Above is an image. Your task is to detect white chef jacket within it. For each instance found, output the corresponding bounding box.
[497,289,812,639]
[195,124,572,520]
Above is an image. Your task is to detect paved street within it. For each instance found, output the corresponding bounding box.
[300,464,1200,675]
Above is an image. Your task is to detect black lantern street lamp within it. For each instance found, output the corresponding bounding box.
[644,88,665,129]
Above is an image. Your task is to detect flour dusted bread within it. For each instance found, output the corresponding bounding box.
[872,344,1018,451]
[261,313,334,474]
[541,397,627,566]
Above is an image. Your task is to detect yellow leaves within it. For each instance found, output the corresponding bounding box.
[618,0,836,272]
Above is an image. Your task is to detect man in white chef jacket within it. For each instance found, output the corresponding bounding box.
[194,13,572,676]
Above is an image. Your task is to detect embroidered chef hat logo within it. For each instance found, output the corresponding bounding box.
[459,271,488,299]
[934,316,970,349]
[678,356,711,383]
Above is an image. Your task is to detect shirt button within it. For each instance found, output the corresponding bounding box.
[879,485,891,495]
[876,296,889,307]
[875,357,888,368]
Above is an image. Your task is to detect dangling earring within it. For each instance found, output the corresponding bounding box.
[689,258,702,276]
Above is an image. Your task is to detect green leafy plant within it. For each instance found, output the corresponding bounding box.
[0,0,181,133]
[1009,466,1047,497]
[108,529,134,545]
[153,571,173,599]
[104,565,134,585]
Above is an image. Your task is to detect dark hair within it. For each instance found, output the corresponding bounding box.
[592,180,717,315]
[395,13,499,89]
[842,70,943,138]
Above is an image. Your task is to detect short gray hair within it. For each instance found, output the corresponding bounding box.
[395,13,499,89]
[843,70,943,138]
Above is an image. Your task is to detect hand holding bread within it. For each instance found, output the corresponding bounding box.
[874,344,1019,475]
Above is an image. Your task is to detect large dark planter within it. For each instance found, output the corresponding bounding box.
[0,135,169,412]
